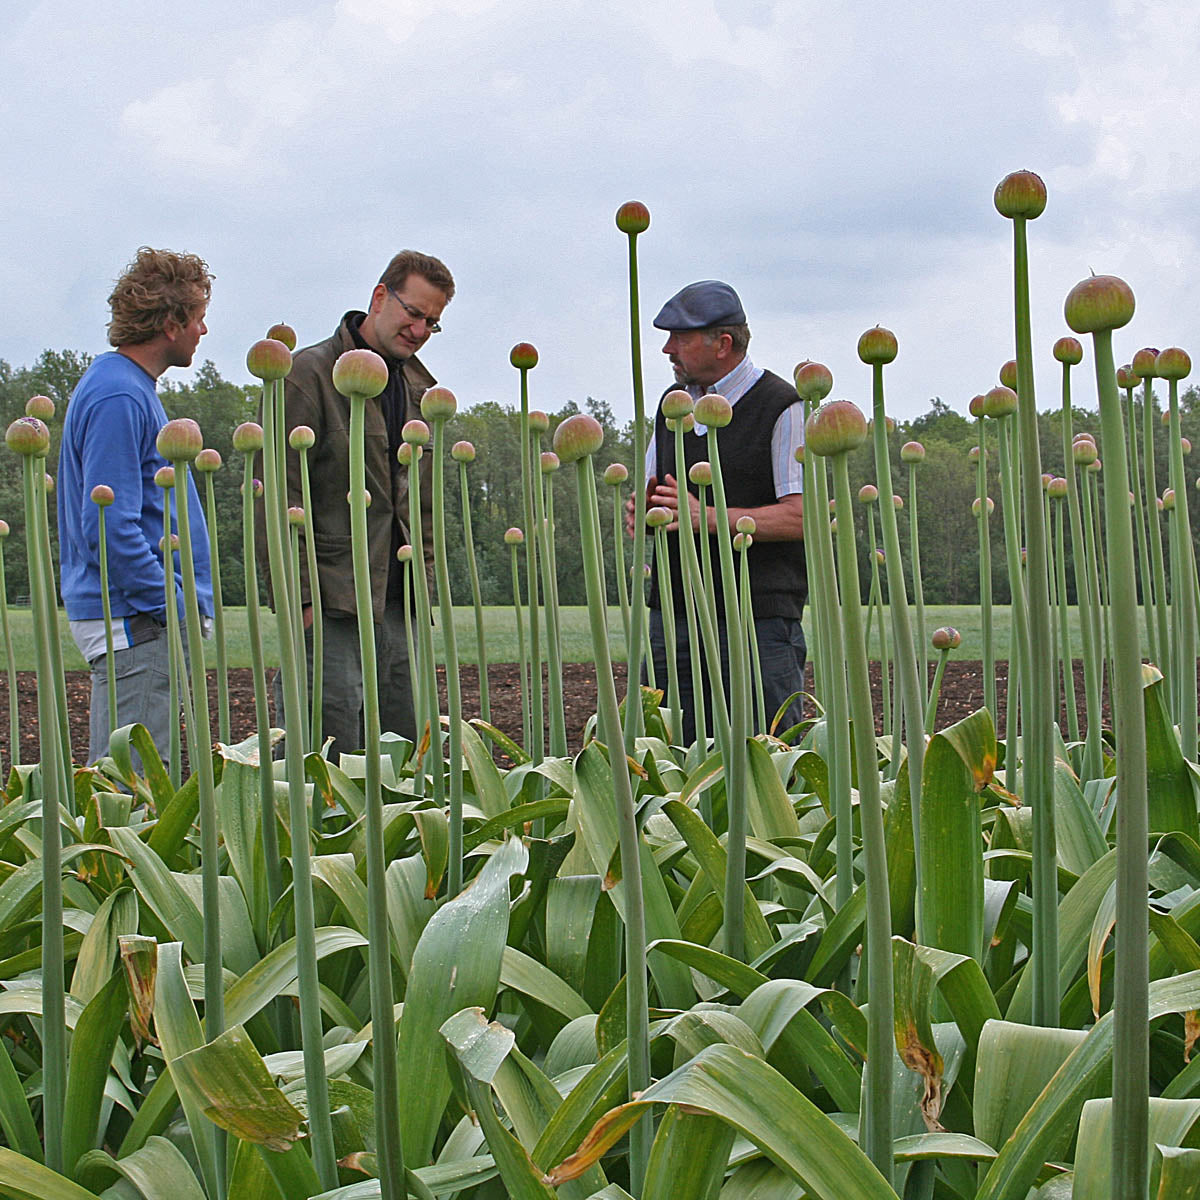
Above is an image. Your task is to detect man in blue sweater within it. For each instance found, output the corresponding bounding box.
[58,247,215,762]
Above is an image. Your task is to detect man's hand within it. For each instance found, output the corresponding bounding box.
[648,474,705,534]
[303,604,314,630]
[625,475,657,538]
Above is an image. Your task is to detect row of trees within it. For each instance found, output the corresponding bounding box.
[2,350,1199,611]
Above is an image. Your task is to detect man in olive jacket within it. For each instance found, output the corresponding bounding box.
[262,250,454,756]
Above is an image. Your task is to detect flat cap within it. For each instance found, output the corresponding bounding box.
[652,280,746,331]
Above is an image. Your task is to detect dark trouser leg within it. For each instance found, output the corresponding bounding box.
[89,625,171,764]
[754,615,807,734]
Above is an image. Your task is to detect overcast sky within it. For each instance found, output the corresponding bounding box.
[3,0,1197,425]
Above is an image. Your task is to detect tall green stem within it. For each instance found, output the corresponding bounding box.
[201,471,230,745]
[691,478,731,760]
[909,462,927,689]
[610,483,632,657]
[1125,384,1155,671]
[1144,378,1170,685]
[407,446,441,813]
[977,420,997,720]
[1054,498,1080,742]
[459,459,490,724]
[1166,376,1197,760]
[96,505,118,739]
[673,426,707,757]
[518,378,544,761]
[162,497,182,789]
[652,522,683,743]
[533,433,566,757]
[509,539,531,749]
[297,449,323,752]
[0,538,17,769]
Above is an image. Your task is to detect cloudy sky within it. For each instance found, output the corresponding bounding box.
[2,0,1197,424]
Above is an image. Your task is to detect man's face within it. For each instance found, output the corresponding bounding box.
[662,329,722,388]
[363,274,448,361]
[164,306,208,368]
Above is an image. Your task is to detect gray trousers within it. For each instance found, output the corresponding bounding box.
[274,607,417,760]
[88,621,188,765]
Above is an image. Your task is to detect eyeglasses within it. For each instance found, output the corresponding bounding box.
[388,288,443,334]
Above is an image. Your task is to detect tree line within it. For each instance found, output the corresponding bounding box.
[1,350,1198,610]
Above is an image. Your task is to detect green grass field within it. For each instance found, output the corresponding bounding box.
[0,603,1153,671]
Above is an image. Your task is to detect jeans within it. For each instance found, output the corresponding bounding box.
[648,608,807,744]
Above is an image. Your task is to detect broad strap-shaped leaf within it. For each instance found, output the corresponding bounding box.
[1072,1097,1200,1198]
[1157,1146,1200,1198]
[76,1136,205,1199]
[745,739,802,839]
[0,1149,100,1200]
[1144,668,1200,839]
[642,1103,733,1200]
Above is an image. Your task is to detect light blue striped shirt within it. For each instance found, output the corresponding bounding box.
[645,356,804,497]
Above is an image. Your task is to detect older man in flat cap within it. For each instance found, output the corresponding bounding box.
[637,279,807,742]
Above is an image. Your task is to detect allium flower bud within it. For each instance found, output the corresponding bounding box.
[540,451,560,474]
[232,422,264,454]
[42,473,53,495]
[1163,410,1172,427]
[160,534,180,552]
[646,506,671,528]
[793,361,834,404]
[527,410,550,435]
[736,515,756,534]
[794,444,805,463]
[1041,472,1053,490]
[661,390,693,421]
[1073,431,1097,447]
[552,413,604,463]
[287,505,305,526]
[1131,347,1160,378]
[733,532,753,551]
[153,465,175,489]
[348,488,372,507]
[972,496,995,517]
[1156,495,1164,511]
[246,338,293,381]
[1087,459,1102,473]
[289,426,316,451]
[1163,488,1176,511]
[1182,437,1192,456]
[0,520,8,538]
[452,440,476,463]
[266,323,297,351]
[1053,337,1083,365]
[993,170,1047,220]
[998,360,1018,390]
[242,479,264,498]
[401,419,430,446]
[1064,276,1136,335]
[1116,365,1140,390]
[195,448,222,472]
[396,443,419,466]
[828,498,838,514]
[829,517,838,533]
[874,549,886,565]
[332,348,388,399]
[157,418,203,462]
[1047,477,1068,500]
[420,385,457,421]
[504,527,524,545]
[688,461,713,487]
[614,201,650,234]
[892,494,903,510]
[968,394,987,419]
[91,484,114,507]
[694,393,733,428]
[1156,347,1192,381]
[931,626,962,650]
[968,446,982,464]
[901,440,925,463]
[1073,440,1099,466]
[604,463,628,486]
[509,342,538,370]
[858,483,879,504]
[397,544,413,563]
[805,399,868,456]
[25,395,54,421]
[857,326,898,365]
[5,417,50,456]
[983,386,1018,419]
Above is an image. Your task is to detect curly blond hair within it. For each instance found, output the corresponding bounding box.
[106,247,214,347]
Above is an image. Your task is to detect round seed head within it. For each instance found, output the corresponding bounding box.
[154,465,175,489]
[828,498,837,514]
[901,440,925,463]
[646,505,671,528]
[332,348,388,399]
[794,443,805,463]
[688,461,713,487]
[160,533,179,552]
[1131,347,1160,378]
[993,170,1047,220]
[968,445,982,463]
[0,520,8,537]
[604,462,628,486]
[793,360,834,403]
[5,417,50,456]
[805,399,868,456]
[451,439,476,463]
[1087,459,1102,473]
[1183,437,1192,455]
[242,478,264,498]
[1073,440,1098,465]
[195,448,222,472]
[1156,495,1164,511]
[420,385,457,421]
[673,412,696,435]
[552,413,604,463]
[528,410,550,434]
[932,625,963,650]
[91,484,114,506]
[348,488,372,507]
[892,494,903,510]
[540,451,560,474]
[509,342,538,370]
[614,200,650,234]
[972,496,995,517]
[41,473,52,495]
[857,326,898,365]
[1064,275,1136,334]
[1163,409,1172,427]
[828,517,838,533]
[1163,488,1176,510]
[266,322,297,351]
[504,526,524,545]
[1047,476,1068,499]
[288,425,316,453]
[1156,347,1192,381]
[396,544,413,563]
[983,386,1018,419]
[1053,336,1083,365]
[968,394,987,418]
[998,360,1018,390]
[401,419,430,446]
[694,393,733,428]
[25,394,54,421]
[232,422,264,454]
[874,549,885,565]
[733,532,753,551]
[1041,472,1053,489]
[246,337,293,381]
[396,443,421,466]
[859,483,879,504]
[1116,364,1141,390]
[1073,431,1097,446]
[156,418,203,462]
[736,515,756,534]
[661,389,693,421]
[287,505,305,526]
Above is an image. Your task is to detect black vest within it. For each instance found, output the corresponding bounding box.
[649,369,807,621]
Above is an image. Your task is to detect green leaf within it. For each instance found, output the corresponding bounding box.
[75,1136,205,1199]
[0,1041,40,1163]
[745,739,802,839]
[642,1104,733,1200]
[1157,1146,1200,1198]
[500,947,592,1023]
[107,827,203,961]
[460,720,510,818]
[1073,1096,1200,1198]
[0,1149,100,1200]
[1144,668,1200,839]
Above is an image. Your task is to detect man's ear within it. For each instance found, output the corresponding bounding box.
[368,283,388,314]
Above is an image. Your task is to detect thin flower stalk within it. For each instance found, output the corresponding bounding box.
[606,467,632,655]
[542,455,565,697]
[292,432,324,751]
[1141,363,1171,687]
[34,469,74,795]
[809,399,894,1185]
[0,525,17,768]
[1122,371,1155,667]
[903,443,929,687]
[973,404,998,719]
[532,427,566,757]
[689,464,731,761]
[555,412,652,1192]
[1050,483,1081,742]
[92,491,118,739]
[286,509,311,756]
[506,529,531,748]
[1065,272,1148,1200]
[254,352,338,1191]
[924,626,961,734]
[648,508,683,742]
[157,476,183,789]
[740,539,766,735]
[398,547,420,793]
[865,505,892,749]
[456,445,490,724]
[197,454,230,744]
[342,353,406,1200]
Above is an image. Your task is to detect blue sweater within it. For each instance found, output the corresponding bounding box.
[58,352,213,621]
